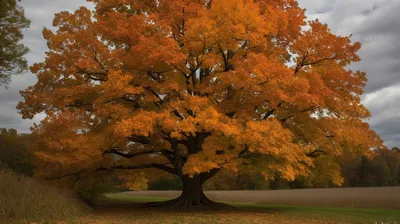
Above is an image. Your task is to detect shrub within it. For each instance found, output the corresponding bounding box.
[0,170,91,223]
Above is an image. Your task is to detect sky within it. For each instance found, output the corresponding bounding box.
[0,0,399,148]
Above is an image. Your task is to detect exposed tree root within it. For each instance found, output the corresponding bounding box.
[142,175,234,211]
[141,193,233,211]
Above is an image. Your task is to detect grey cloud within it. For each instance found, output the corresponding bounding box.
[297,1,335,15]
[362,83,400,149]
[0,73,42,133]
[356,1,400,37]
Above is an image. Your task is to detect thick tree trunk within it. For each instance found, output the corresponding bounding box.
[143,174,230,211]
[143,135,228,211]
[180,174,204,205]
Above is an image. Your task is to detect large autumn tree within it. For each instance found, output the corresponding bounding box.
[19,0,384,210]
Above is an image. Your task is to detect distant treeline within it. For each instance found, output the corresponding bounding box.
[148,147,400,190]
[1,128,399,190]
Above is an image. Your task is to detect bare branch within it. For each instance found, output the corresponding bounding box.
[103,149,159,158]
[261,103,282,120]
[160,149,175,164]
[90,46,108,73]
[218,45,230,72]
[200,168,220,183]
[96,163,178,175]
[306,149,326,158]
[47,170,84,180]
[127,136,152,145]
[302,55,338,67]
[280,106,317,123]
[238,145,249,158]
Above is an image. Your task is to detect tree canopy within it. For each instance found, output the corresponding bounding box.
[0,0,30,87]
[19,0,384,210]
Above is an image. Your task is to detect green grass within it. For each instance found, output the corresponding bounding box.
[106,194,172,203]
[236,203,400,224]
[105,194,400,224]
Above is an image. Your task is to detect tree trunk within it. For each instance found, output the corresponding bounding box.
[143,174,230,211]
[180,174,204,205]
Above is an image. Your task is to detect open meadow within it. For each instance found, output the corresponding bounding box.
[85,188,400,224]
[121,187,400,210]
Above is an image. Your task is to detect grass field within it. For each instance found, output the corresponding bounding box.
[81,193,400,224]
[4,187,400,223]
[121,187,400,210]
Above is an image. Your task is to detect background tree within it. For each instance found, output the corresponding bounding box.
[19,0,384,210]
[0,0,30,87]
[376,148,400,186]
[149,173,183,190]
[339,147,400,187]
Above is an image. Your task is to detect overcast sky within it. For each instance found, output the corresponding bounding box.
[0,0,399,148]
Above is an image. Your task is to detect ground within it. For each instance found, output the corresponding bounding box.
[8,188,399,224]
[69,188,400,224]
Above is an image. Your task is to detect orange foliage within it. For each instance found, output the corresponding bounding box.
[19,0,384,187]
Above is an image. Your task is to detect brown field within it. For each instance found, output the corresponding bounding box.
[122,187,400,210]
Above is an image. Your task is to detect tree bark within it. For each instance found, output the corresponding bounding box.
[143,174,230,211]
[142,136,229,211]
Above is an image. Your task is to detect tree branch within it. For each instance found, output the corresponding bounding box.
[218,45,230,72]
[200,168,220,183]
[47,170,84,180]
[280,106,317,123]
[127,136,152,145]
[90,46,108,73]
[306,149,326,158]
[103,149,159,158]
[302,55,338,67]
[96,163,178,175]
[261,103,282,120]
[160,149,176,165]
[238,145,249,158]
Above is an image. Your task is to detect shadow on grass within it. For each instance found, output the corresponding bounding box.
[98,194,300,214]
[234,202,400,223]
[97,193,400,224]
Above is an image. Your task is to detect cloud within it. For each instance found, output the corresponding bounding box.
[362,83,400,148]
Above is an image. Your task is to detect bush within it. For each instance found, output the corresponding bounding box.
[0,170,91,223]
[0,129,33,176]
[148,174,182,190]
[75,174,125,205]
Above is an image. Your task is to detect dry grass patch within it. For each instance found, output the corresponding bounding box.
[0,170,91,223]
